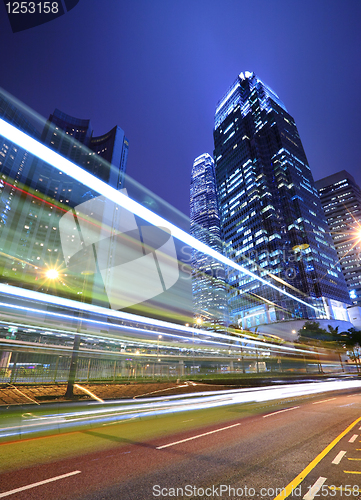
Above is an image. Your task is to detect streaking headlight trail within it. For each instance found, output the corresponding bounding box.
[0,117,324,316]
[1,380,360,442]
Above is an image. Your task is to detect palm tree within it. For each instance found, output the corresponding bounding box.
[339,328,361,373]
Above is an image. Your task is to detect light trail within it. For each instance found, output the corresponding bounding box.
[0,320,180,351]
[0,292,316,355]
[0,117,325,319]
[0,380,360,442]
[74,384,104,403]
[0,299,268,353]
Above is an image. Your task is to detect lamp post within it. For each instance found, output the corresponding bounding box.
[157,335,162,356]
[193,317,203,374]
[65,266,93,399]
[44,268,64,385]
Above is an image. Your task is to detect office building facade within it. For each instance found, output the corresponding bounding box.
[315,171,361,308]
[41,109,128,190]
[190,153,227,329]
[213,72,350,329]
[0,100,129,301]
[0,92,42,285]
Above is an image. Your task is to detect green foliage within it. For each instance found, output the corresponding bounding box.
[339,327,361,348]
[298,321,333,343]
[299,322,361,347]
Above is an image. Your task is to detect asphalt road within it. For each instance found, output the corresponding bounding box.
[1,390,361,500]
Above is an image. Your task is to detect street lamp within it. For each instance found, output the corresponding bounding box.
[45,268,60,280]
[192,318,203,375]
[65,261,94,399]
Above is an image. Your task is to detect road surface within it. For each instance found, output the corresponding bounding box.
[1,386,361,499]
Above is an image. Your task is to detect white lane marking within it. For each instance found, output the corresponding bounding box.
[349,434,358,443]
[303,477,327,500]
[332,450,346,464]
[263,406,300,418]
[0,471,81,498]
[312,398,336,405]
[156,423,241,449]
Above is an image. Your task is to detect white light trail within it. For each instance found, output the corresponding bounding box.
[0,291,314,354]
[0,117,323,317]
[0,380,360,442]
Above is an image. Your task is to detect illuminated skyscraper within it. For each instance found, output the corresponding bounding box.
[0,92,41,285]
[41,109,128,190]
[213,72,350,328]
[190,153,227,329]
[316,171,361,307]
[0,99,129,300]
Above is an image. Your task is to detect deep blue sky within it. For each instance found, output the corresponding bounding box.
[1,0,360,216]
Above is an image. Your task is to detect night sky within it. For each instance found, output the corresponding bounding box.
[1,0,360,217]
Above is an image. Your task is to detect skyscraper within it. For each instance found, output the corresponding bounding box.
[213,72,350,329]
[190,153,227,329]
[315,171,361,308]
[0,92,41,286]
[0,92,40,232]
[0,100,129,301]
[41,109,128,190]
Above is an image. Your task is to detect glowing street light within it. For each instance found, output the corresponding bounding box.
[45,268,60,280]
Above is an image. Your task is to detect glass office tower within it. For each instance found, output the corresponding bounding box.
[41,109,128,190]
[213,72,350,328]
[0,99,129,300]
[190,153,227,330]
[316,171,361,307]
